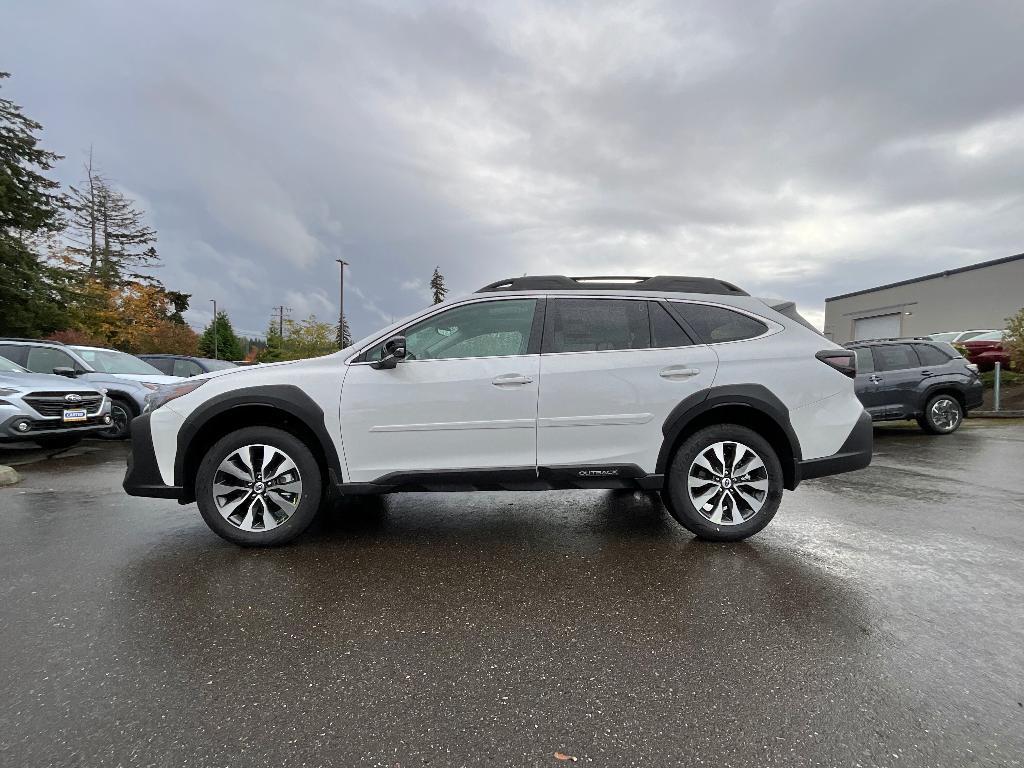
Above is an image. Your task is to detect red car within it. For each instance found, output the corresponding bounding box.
[961,331,1012,371]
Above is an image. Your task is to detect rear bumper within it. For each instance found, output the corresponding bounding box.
[122,412,183,499]
[964,380,984,411]
[794,408,873,484]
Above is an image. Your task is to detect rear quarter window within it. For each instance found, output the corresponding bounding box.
[670,303,768,344]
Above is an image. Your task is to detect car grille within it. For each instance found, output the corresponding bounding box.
[24,392,104,417]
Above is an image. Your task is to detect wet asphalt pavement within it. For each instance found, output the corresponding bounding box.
[1,423,1023,767]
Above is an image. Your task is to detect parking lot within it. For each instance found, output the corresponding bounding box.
[1,423,1022,767]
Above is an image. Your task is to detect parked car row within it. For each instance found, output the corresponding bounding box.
[927,329,1013,371]
[0,339,236,445]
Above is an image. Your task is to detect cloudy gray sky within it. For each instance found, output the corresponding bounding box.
[7,0,1023,337]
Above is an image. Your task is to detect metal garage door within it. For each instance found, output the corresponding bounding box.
[853,313,901,340]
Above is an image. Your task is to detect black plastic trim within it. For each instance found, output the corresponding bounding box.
[173,385,343,490]
[657,384,803,481]
[477,275,749,295]
[123,412,183,499]
[796,409,873,482]
[526,297,547,355]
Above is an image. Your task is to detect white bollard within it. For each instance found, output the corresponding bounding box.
[994,361,1001,412]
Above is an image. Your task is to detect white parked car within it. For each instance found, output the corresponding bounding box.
[926,330,997,344]
[124,275,872,546]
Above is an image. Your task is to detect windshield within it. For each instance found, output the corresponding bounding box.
[968,331,1004,342]
[200,358,237,371]
[928,332,958,342]
[0,355,29,373]
[71,347,165,375]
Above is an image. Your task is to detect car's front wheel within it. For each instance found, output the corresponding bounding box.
[195,426,323,546]
[662,424,784,542]
[917,394,963,434]
[100,398,134,440]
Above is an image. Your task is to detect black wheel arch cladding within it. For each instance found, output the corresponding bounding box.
[174,385,342,491]
[657,384,802,485]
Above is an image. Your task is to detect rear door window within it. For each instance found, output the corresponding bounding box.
[871,344,919,372]
[0,345,28,367]
[544,299,650,353]
[670,303,768,344]
[172,359,204,377]
[913,344,952,367]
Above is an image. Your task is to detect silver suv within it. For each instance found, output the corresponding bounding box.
[0,355,112,448]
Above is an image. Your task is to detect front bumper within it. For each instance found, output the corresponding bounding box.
[123,412,183,499]
[0,412,113,442]
[794,408,873,484]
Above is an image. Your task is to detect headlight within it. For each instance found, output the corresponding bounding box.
[144,380,207,412]
[0,387,21,396]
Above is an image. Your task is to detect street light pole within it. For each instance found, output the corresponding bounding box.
[336,259,349,347]
[210,298,218,360]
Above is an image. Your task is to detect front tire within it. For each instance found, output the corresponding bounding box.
[662,425,784,542]
[195,426,323,547]
[100,398,134,440]
[917,394,963,434]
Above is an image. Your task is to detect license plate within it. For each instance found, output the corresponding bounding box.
[63,409,87,422]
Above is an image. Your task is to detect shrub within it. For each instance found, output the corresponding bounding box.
[1005,307,1024,371]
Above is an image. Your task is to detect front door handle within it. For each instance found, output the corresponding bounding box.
[492,373,534,387]
[659,366,700,380]
[920,369,932,377]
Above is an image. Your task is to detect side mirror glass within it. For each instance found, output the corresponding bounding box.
[52,366,78,378]
[371,335,407,370]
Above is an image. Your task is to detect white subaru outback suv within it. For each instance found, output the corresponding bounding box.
[124,275,871,546]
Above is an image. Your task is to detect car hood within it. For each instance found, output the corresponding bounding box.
[105,373,185,384]
[0,371,105,392]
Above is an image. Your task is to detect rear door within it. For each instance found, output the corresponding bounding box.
[536,298,718,475]
[870,344,921,417]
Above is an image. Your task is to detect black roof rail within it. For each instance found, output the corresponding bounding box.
[0,337,66,345]
[476,275,748,296]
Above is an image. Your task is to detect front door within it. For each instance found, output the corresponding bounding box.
[536,298,718,473]
[340,298,541,483]
[870,343,920,417]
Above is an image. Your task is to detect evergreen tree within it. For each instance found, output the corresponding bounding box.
[65,153,159,287]
[0,72,70,335]
[258,320,285,363]
[430,266,448,304]
[198,310,243,360]
[336,314,353,349]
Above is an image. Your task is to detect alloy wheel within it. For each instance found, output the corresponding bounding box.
[213,444,303,532]
[930,398,961,432]
[687,440,769,526]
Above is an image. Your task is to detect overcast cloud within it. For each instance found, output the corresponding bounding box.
[6,0,1023,336]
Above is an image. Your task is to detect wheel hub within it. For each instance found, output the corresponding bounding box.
[212,444,303,532]
[686,440,769,526]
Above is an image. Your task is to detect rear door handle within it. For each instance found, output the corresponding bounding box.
[492,373,534,387]
[659,366,700,380]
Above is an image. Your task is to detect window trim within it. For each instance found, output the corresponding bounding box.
[349,296,543,366]
[665,299,776,346]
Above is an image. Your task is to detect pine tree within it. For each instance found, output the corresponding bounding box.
[65,153,159,287]
[430,266,448,304]
[0,72,70,336]
[336,314,353,349]
[198,310,243,360]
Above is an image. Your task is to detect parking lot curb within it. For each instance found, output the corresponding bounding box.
[0,464,20,487]
[972,410,1024,418]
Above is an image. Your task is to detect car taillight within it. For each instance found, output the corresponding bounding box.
[816,350,857,378]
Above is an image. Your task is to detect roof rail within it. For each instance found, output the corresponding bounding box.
[476,275,748,296]
[0,337,66,345]
[846,336,933,344]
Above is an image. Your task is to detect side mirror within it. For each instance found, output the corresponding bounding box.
[371,336,407,370]
[52,366,78,378]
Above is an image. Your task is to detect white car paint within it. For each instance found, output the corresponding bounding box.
[141,286,865,489]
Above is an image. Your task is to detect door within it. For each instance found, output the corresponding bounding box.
[536,298,718,473]
[870,344,921,417]
[852,347,886,418]
[853,313,901,341]
[340,298,541,483]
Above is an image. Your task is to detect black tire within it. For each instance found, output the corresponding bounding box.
[917,394,963,435]
[661,424,784,542]
[35,435,82,450]
[195,426,322,547]
[100,398,134,440]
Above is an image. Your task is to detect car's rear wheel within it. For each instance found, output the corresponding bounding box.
[662,424,783,542]
[195,426,322,546]
[917,394,963,434]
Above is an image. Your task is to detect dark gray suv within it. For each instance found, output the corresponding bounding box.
[845,338,984,434]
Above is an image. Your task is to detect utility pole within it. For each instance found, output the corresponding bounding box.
[272,305,289,337]
[336,259,349,346]
[210,298,218,360]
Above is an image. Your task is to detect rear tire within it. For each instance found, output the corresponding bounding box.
[917,394,963,435]
[661,424,784,542]
[195,426,323,547]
